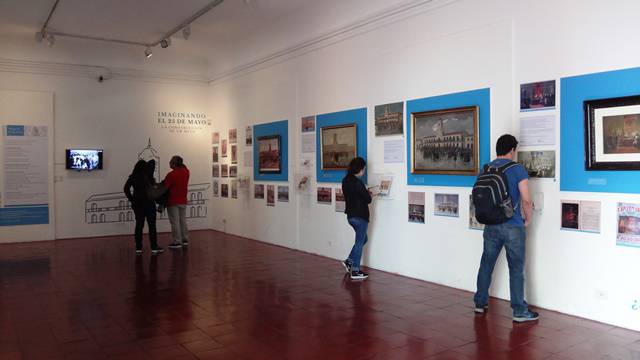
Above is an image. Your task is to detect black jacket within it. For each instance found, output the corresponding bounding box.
[342,174,372,221]
[123,175,152,206]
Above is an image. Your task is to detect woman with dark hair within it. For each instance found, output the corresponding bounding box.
[341,157,377,280]
[124,160,164,255]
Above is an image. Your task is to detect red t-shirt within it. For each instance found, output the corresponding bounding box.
[163,166,190,206]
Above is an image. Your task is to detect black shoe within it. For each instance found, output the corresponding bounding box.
[474,304,489,314]
[151,247,165,255]
[350,271,368,280]
[156,205,165,213]
[341,260,351,273]
[136,249,142,255]
[182,241,189,247]
[168,242,182,249]
[513,310,539,323]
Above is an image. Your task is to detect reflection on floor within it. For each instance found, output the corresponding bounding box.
[0,230,639,359]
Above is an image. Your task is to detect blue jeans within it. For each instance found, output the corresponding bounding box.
[346,217,368,272]
[474,223,528,315]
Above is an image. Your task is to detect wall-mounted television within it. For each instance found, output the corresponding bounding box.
[65,149,103,170]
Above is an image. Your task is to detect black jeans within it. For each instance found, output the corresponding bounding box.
[132,201,158,249]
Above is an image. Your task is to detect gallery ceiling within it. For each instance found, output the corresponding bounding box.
[0,0,420,77]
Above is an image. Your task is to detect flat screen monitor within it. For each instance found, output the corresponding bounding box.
[66,149,103,170]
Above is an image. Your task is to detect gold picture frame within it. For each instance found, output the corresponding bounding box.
[320,124,357,170]
[411,106,479,175]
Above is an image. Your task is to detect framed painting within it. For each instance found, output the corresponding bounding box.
[584,95,640,170]
[411,106,479,175]
[320,124,357,170]
[258,135,281,174]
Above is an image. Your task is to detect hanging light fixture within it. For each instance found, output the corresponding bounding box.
[144,47,153,58]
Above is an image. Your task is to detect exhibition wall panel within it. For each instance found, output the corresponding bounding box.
[210,0,640,331]
[0,73,211,241]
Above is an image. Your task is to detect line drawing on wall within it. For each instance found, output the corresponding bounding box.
[84,138,209,224]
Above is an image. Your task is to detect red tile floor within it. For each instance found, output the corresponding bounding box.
[1,230,639,360]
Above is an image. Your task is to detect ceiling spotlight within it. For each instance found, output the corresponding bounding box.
[182,26,191,40]
[144,47,153,58]
[35,31,45,43]
[46,33,55,47]
[160,38,171,48]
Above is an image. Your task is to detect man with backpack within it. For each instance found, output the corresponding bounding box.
[472,134,537,322]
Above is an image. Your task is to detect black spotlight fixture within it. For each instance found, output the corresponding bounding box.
[160,38,171,48]
[144,47,153,58]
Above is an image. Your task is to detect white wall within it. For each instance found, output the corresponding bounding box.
[208,0,640,331]
[0,71,211,240]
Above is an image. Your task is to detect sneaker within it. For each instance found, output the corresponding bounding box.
[136,249,142,255]
[350,271,368,280]
[474,304,489,314]
[182,241,189,247]
[513,310,539,323]
[168,242,182,249]
[151,247,165,255]
[341,260,351,273]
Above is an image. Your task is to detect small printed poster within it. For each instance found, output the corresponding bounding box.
[519,115,555,146]
[254,184,265,199]
[384,139,404,164]
[277,186,289,202]
[229,129,238,144]
[267,185,275,206]
[212,164,220,178]
[212,146,219,163]
[408,191,425,224]
[221,139,228,157]
[221,164,229,177]
[317,187,332,205]
[375,102,404,136]
[335,189,345,213]
[561,200,601,233]
[520,80,555,111]
[434,193,459,217]
[231,180,238,199]
[301,133,315,154]
[229,165,237,178]
[245,126,253,146]
[231,145,238,164]
[221,183,229,198]
[212,180,219,197]
[617,203,640,247]
[301,115,316,133]
[212,132,220,145]
[243,150,253,168]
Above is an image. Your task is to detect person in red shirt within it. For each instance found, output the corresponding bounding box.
[163,155,190,248]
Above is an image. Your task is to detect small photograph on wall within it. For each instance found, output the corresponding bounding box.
[231,145,238,164]
[469,195,484,230]
[517,150,555,178]
[561,200,600,233]
[301,115,316,133]
[321,124,357,170]
[254,184,265,199]
[221,164,229,177]
[277,186,289,202]
[245,126,253,146]
[434,193,459,217]
[561,202,579,230]
[212,146,219,163]
[231,180,238,199]
[408,191,425,224]
[520,80,555,111]
[212,132,220,145]
[335,189,345,212]
[617,203,640,247]
[229,165,237,178]
[258,135,281,174]
[221,183,229,198]
[212,180,219,197]
[221,139,228,157]
[267,185,275,206]
[411,106,478,175]
[212,164,220,178]
[375,102,404,136]
[317,187,332,204]
[229,129,237,144]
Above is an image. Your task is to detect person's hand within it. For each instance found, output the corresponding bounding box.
[524,219,531,227]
